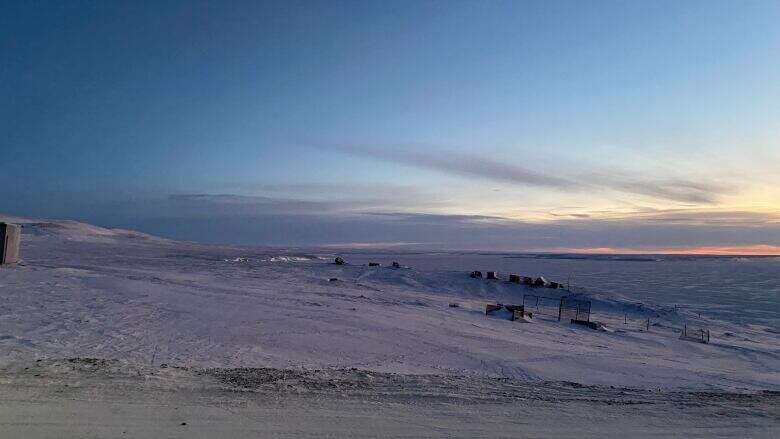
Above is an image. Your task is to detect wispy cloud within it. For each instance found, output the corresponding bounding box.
[335,144,577,189]
[585,171,734,204]
[566,208,780,226]
[9,194,779,250]
[333,144,734,204]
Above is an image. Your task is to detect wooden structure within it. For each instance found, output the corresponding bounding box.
[513,309,533,320]
[0,223,21,265]
[485,304,502,315]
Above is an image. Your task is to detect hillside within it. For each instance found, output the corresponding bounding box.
[1,216,777,391]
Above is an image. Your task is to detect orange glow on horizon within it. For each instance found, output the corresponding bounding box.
[542,244,780,256]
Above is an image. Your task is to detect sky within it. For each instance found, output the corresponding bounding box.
[2,0,780,253]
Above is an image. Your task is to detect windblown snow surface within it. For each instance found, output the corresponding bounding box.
[0,216,778,437]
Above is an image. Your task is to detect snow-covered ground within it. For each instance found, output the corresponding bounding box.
[1,215,777,392]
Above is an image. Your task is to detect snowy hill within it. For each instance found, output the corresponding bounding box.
[0,216,778,391]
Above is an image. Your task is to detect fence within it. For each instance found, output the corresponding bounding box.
[681,324,710,343]
[560,297,591,322]
[522,294,561,319]
[522,295,592,322]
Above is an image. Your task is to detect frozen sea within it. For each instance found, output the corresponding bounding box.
[338,251,780,328]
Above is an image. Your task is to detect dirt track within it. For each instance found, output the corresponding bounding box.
[0,358,777,438]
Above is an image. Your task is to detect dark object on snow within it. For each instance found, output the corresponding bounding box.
[449,302,460,308]
[571,319,601,330]
[504,305,525,321]
[522,276,534,285]
[533,277,547,287]
[485,303,502,315]
[329,278,338,282]
[0,223,21,265]
[368,262,380,267]
[509,274,521,283]
[547,281,559,289]
[486,271,498,280]
[504,304,523,313]
[470,270,483,278]
[334,257,345,265]
[392,261,401,268]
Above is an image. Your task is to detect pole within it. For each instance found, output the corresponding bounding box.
[558,298,563,322]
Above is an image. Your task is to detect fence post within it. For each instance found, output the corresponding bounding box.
[558,298,563,322]
[646,318,650,331]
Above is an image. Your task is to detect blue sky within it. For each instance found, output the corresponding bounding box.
[3,1,780,251]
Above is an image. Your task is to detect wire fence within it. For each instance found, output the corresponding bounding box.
[522,294,561,319]
[517,274,711,341]
[559,297,591,322]
[521,294,592,322]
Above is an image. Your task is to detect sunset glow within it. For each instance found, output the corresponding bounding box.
[543,245,780,256]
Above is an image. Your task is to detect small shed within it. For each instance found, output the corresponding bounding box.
[0,223,21,265]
